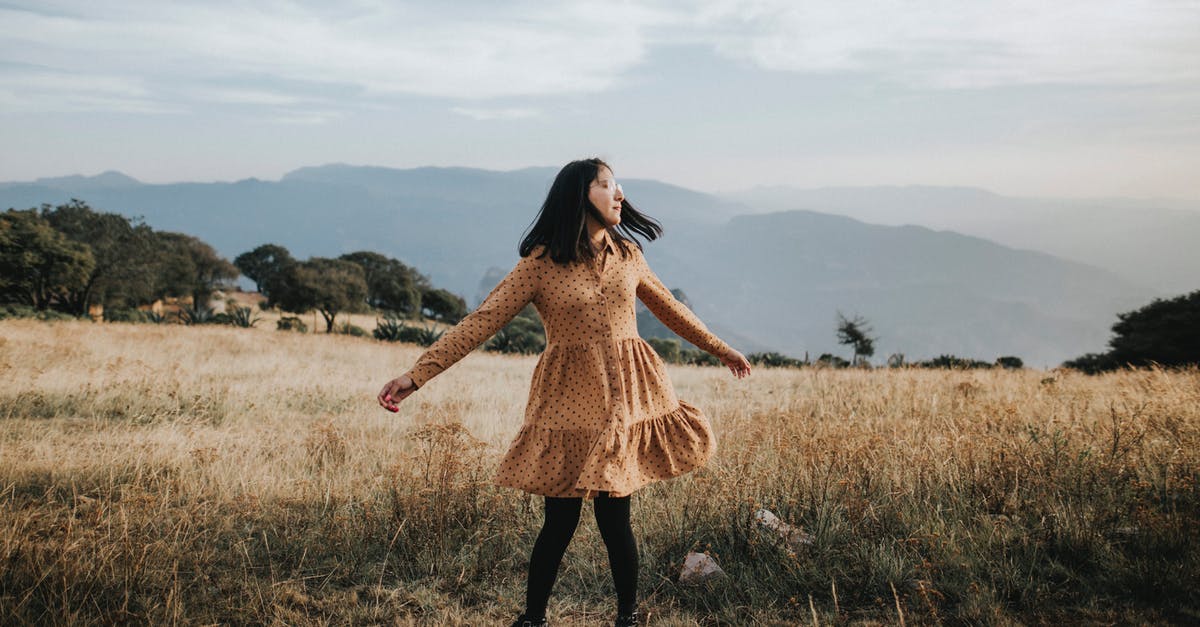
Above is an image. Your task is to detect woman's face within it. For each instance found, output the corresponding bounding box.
[587,166,624,228]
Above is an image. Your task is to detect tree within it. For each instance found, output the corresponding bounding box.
[40,200,158,314]
[272,258,368,333]
[995,356,1024,369]
[421,287,467,323]
[234,244,294,297]
[0,209,95,310]
[1065,289,1200,372]
[836,311,876,366]
[338,251,421,315]
[155,232,239,307]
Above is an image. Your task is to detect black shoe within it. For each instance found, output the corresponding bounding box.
[614,608,640,626]
[510,614,547,627]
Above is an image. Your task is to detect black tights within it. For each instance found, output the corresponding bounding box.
[524,492,638,620]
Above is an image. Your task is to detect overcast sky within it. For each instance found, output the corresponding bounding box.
[2,0,1198,200]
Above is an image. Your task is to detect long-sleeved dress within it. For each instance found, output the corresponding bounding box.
[403,229,733,498]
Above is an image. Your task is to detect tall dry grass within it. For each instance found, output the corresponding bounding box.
[1,319,1197,625]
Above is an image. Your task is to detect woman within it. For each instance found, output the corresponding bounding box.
[377,158,751,627]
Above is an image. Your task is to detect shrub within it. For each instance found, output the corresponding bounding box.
[411,325,444,347]
[680,348,721,367]
[277,316,308,333]
[372,314,406,342]
[917,354,993,369]
[0,304,76,321]
[373,314,443,346]
[750,351,806,368]
[816,353,849,368]
[103,308,152,323]
[1063,352,1119,374]
[645,337,682,363]
[485,328,544,354]
[224,306,261,328]
[337,322,368,337]
[177,306,215,325]
[482,310,543,355]
[995,355,1024,369]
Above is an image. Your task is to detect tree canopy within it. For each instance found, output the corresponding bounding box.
[338,251,423,316]
[421,287,467,323]
[836,312,876,365]
[1066,289,1200,372]
[234,244,294,297]
[272,258,368,332]
[156,232,239,308]
[41,200,160,313]
[0,209,95,310]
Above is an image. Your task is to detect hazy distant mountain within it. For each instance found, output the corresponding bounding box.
[0,166,1167,366]
[725,185,1200,294]
[650,210,1153,367]
[0,170,143,192]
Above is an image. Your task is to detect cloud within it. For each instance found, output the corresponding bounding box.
[270,109,344,125]
[0,64,177,113]
[682,0,1200,89]
[450,106,540,121]
[0,1,668,108]
[1,0,1196,118]
[188,87,304,107]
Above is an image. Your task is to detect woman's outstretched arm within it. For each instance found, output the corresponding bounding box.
[635,250,751,378]
[378,254,542,411]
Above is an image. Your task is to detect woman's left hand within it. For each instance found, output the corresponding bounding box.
[721,348,752,379]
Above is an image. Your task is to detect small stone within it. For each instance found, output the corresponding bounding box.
[755,508,814,550]
[679,551,725,585]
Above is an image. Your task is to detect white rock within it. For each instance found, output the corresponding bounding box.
[679,551,725,585]
[755,508,814,550]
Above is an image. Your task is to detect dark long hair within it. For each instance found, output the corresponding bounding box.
[518,158,663,264]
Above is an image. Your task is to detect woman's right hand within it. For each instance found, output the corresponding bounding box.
[377,375,417,412]
[721,348,752,379]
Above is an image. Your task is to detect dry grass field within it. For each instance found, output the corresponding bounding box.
[1,319,1197,625]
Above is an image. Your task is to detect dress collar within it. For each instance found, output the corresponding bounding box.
[598,229,616,254]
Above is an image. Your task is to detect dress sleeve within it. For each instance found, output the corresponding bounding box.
[402,254,541,389]
[635,249,733,358]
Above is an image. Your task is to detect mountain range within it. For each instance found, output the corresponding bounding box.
[3,166,1185,367]
[726,185,1200,294]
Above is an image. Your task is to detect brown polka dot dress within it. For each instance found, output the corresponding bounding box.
[402,229,732,499]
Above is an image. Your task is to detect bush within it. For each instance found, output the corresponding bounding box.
[410,325,444,347]
[481,307,544,355]
[1063,352,1119,374]
[485,328,544,354]
[103,308,152,323]
[177,306,216,325]
[224,306,261,328]
[995,355,1024,369]
[373,314,443,346]
[372,314,407,342]
[337,322,368,337]
[749,351,807,368]
[645,337,682,363]
[277,316,308,333]
[0,304,76,321]
[917,354,993,369]
[680,348,721,367]
[815,353,849,368]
